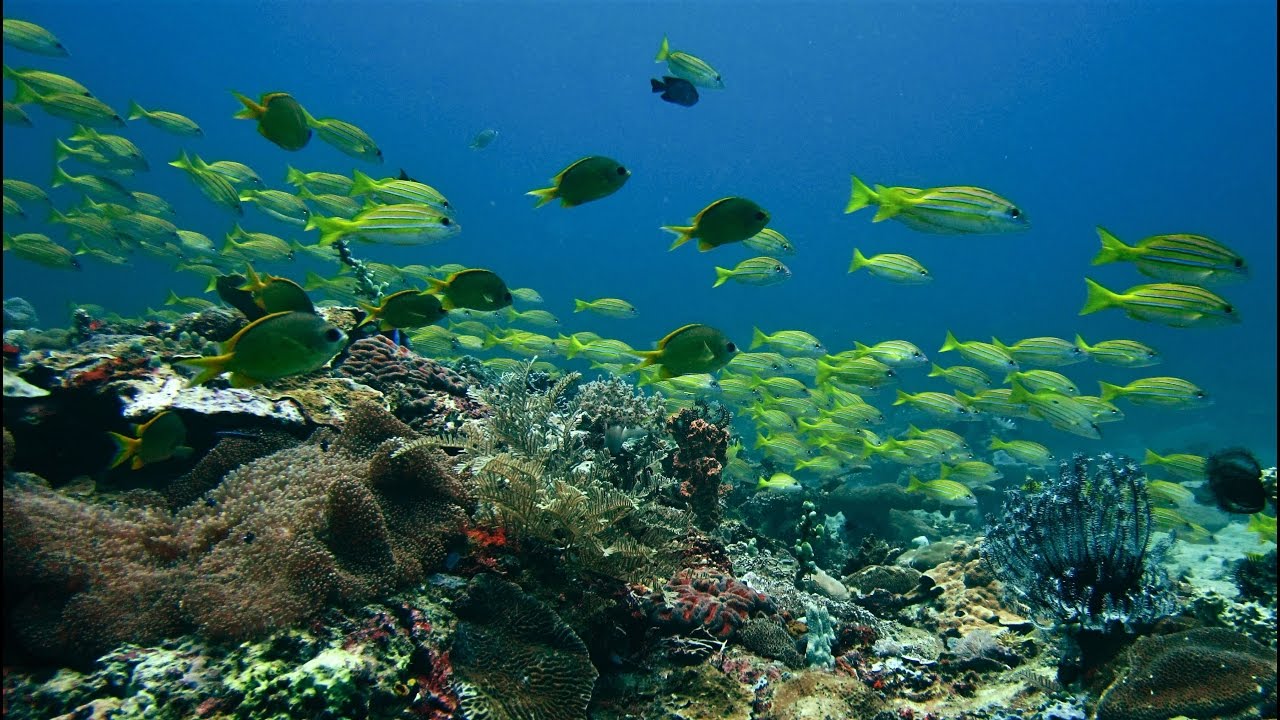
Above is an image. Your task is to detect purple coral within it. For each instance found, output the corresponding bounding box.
[335,335,486,432]
[640,567,776,639]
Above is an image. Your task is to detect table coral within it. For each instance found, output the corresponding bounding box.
[1095,627,1277,720]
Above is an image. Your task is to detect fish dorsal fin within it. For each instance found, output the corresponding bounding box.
[221,310,291,353]
[657,324,700,349]
[694,197,733,224]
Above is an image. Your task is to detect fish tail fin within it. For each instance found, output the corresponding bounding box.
[231,90,261,119]
[306,214,352,246]
[573,299,589,313]
[1008,381,1031,404]
[349,169,377,197]
[481,331,502,349]
[990,336,1011,352]
[650,78,666,93]
[633,350,659,369]
[750,327,768,350]
[988,437,1004,451]
[1073,334,1092,353]
[51,162,72,188]
[906,475,924,493]
[848,247,870,273]
[167,150,193,172]
[164,289,182,306]
[302,271,329,291]
[203,275,220,294]
[815,361,833,387]
[127,100,148,120]
[871,201,901,222]
[284,165,306,188]
[893,389,911,406]
[1091,226,1132,265]
[954,391,975,406]
[844,174,878,214]
[107,432,141,469]
[53,137,75,164]
[178,353,233,387]
[712,266,732,287]
[525,186,558,208]
[563,334,585,359]
[656,35,670,62]
[0,65,14,80]
[10,79,40,105]
[662,224,695,250]
[939,330,961,353]
[1098,381,1124,402]
[928,363,944,378]
[1080,278,1119,316]
[1142,448,1162,466]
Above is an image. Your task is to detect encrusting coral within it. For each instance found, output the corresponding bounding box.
[2,401,473,664]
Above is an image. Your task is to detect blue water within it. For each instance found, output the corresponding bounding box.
[4,1,1276,462]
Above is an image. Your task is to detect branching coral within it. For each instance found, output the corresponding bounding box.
[980,453,1174,633]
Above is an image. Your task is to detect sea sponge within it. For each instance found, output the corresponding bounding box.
[451,574,597,720]
[1095,627,1277,720]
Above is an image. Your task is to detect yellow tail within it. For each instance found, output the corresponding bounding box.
[663,224,695,250]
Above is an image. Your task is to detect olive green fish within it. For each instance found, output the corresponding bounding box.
[239,264,314,315]
[665,197,769,251]
[180,311,347,387]
[1093,227,1247,285]
[845,175,1028,234]
[1080,278,1239,328]
[636,324,737,379]
[108,411,192,470]
[232,90,311,150]
[358,290,446,331]
[528,156,631,208]
[427,268,512,311]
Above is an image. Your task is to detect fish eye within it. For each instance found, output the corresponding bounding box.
[773,265,782,272]
[1223,305,1234,314]
[504,292,512,301]
[886,369,896,377]
[324,328,343,342]
[1195,391,1206,398]
[919,270,928,275]
[726,342,737,352]
[754,212,766,220]
[440,217,452,226]
[616,166,628,176]
[1233,258,1244,268]
[1009,208,1021,218]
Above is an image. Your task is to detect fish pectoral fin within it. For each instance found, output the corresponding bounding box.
[229,372,263,389]
[130,456,146,470]
[871,203,901,222]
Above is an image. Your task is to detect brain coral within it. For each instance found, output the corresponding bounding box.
[1095,627,1277,720]
[451,574,597,720]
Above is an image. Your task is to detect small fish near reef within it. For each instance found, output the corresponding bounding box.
[527,156,631,208]
[650,76,699,107]
[108,411,193,470]
[180,311,348,388]
[635,323,737,378]
[232,90,311,151]
[427,268,512,312]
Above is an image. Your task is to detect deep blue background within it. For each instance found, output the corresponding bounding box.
[4,1,1276,462]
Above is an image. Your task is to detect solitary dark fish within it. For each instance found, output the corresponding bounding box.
[650,76,698,107]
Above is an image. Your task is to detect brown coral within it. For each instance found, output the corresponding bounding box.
[451,574,597,720]
[1096,627,1277,720]
[665,408,730,530]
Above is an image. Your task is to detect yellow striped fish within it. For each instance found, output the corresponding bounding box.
[848,248,932,284]
[1098,377,1210,408]
[1080,278,1239,327]
[655,36,724,89]
[845,175,1029,234]
[1093,227,1247,285]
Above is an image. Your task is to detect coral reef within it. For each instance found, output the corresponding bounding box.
[335,334,486,432]
[737,618,803,668]
[803,600,836,668]
[1095,627,1277,720]
[665,405,731,530]
[639,566,776,639]
[3,297,39,330]
[451,574,597,720]
[2,401,472,664]
[981,453,1174,633]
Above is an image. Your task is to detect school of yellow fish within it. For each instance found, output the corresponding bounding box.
[2,20,1268,545]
